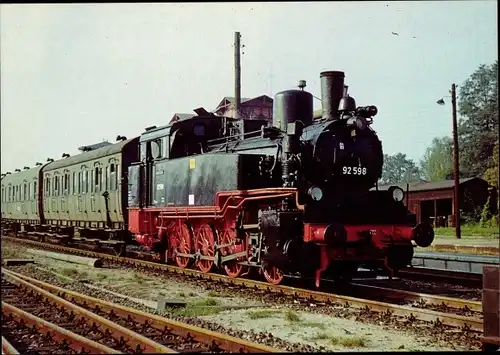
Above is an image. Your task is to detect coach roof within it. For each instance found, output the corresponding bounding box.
[44,137,139,171]
[0,166,42,186]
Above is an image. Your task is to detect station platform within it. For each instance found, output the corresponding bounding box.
[412,251,499,274]
[418,236,499,256]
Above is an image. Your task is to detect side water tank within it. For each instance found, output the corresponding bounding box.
[272,90,313,132]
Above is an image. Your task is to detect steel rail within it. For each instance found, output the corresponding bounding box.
[2,302,119,354]
[349,283,482,313]
[1,269,176,353]
[2,236,484,332]
[1,336,19,355]
[3,269,282,353]
[399,266,483,285]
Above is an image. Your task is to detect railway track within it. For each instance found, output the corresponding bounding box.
[2,236,484,334]
[1,268,281,354]
[398,266,483,288]
[346,282,482,317]
[2,300,119,354]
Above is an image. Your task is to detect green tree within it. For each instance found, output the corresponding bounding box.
[482,141,499,188]
[420,136,453,181]
[457,61,499,178]
[381,153,421,184]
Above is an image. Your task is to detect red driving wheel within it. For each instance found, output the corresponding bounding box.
[194,223,216,273]
[262,265,284,285]
[173,222,192,268]
[219,227,244,278]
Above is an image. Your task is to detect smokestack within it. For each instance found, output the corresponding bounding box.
[320,71,345,120]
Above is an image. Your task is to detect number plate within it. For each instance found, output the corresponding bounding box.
[342,166,367,175]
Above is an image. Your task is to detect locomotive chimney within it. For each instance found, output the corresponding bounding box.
[320,71,345,120]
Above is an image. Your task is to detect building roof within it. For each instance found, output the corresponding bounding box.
[372,177,481,192]
[214,95,272,112]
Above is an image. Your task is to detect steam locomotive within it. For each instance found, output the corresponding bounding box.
[1,70,435,286]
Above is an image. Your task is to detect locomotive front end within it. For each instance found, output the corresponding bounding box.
[265,70,434,286]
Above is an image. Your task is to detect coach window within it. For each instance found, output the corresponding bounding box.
[94,166,102,192]
[27,183,30,201]
[54,176,59,196]
[72,172,76,195]
[87,170,91,193]
[104,166,109,191]
[33,181,37,199]
[100,167,103,191]
[90,169,95,193]
[82,169,87,194]
[77,172,81,194]
[110,163,116,190]
[63,172,69,195]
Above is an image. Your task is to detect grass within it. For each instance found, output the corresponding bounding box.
[308,333,329,341]
[60,268,79,277]
[248,309,281,320]
[1,245,27,260]
[302,321,326,330]
[96,272,108,281]
[337,336,367,348]
[171,298,222,317]
[307,333,368,348]
[207,291,220,297]
[434,225,499,238]
[58,268,89,281]
[132,272,150,284]
[284,309,301,323]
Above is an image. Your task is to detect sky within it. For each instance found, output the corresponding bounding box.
[1,1,498,173]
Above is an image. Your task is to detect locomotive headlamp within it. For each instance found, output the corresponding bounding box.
[308,186,324,201]
[389,186,405,202]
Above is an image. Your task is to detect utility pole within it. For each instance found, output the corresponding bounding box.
[451,83,461,239]
[234,31,241,119]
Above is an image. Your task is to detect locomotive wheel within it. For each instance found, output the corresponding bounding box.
[194,223,216,273]
[173,223,193,269]
[262,265,284,285]
[219,228,244,278]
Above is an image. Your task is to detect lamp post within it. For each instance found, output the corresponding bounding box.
[437,83,461,239]
[404,168,418,209]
